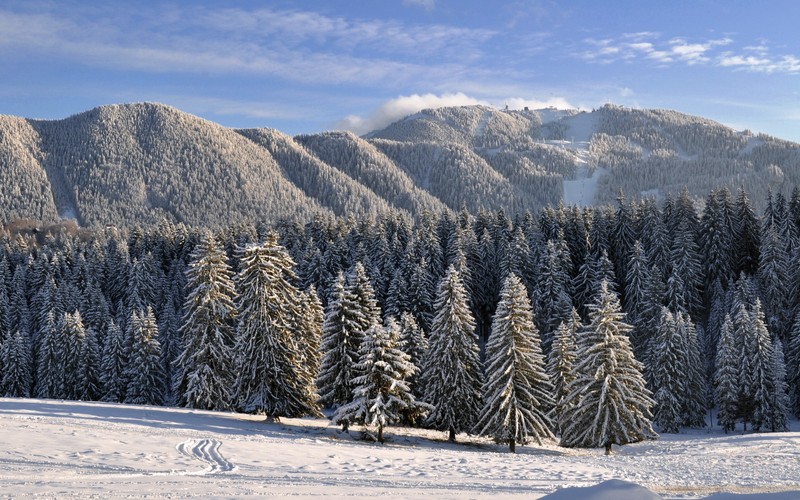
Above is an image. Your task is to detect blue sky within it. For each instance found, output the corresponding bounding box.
[1,0,799,140]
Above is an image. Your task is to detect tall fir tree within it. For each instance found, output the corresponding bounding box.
[124,308,163,406]
[560,281,656,454]
[333,319,429,441]
[173,232,237,411]
[652,309,683,433]
[474,275,555,452]
[715,314,739,433]
[0,329,32,397]
[546,309,580,434]
[233,236,320,419]
[100,320,128,403]
[421,266,483,442]
[398,311,428,399]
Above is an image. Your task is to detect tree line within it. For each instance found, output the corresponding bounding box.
[0,185,798,452]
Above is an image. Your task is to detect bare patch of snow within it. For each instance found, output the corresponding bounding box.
[563,167,607,206]
[741,136,766,155]
[473,110,492,139]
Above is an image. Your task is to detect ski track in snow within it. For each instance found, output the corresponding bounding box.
[175,439,236,475]
[473,110,492,139]
[3,399,800,498]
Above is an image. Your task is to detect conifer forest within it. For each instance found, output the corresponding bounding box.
[2,186,799,454]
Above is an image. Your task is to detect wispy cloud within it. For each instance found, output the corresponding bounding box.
[403,0,436,11]
[336,93,577,135]
[577,33,798,74]
[0,5,496,87]
[335,93,488,135]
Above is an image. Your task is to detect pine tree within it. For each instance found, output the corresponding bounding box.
[652,309,683,433]
[318,271,373,409]
[769,338,790,432]
[78,326,101,401]
[124,308,163,406]
[421,266,483,442]
[676,312,707,428]
[749,301,788,432]
[788,310,800,417]
[173,232,237,411]
[60,311,88,401]
[100,320,128,403]
[333,319,429,442]
[34,311,62,399]
[0,329,32,397]
[233,236,320,419]
[533,240,572,353]
[474,274,555,452]
[715,315,739,433]
[547,310,580,434]
[297,286,324,385]
[560,281,656,454]
[398,311,428,399]
[734,302,756,428]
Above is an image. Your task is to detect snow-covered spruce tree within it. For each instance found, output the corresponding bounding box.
[333,319,430,442]
[317,273,357,409]
[100,320,128,403]
[652,308,683,433]
[317,267,380,410]
[715,314,739,433]
[733,301,756,428]
[421,265,483,442]
[532,240,572,353]
[624,241,652,359]
[547,309,580,434]
[474,274,555,452]
[757,226,790,341]
[78,325,101,401]
[769,338,790,432]
[34,311,61,399]
[675,312,707,428]
[398,311,428,399]
[233,235,320,419]
[788,310,800,417]
[173,231,237,411]
[0,329,32,397]
[749,301,789,432]
[560,281,656,454]
[57,311,89,401]
[297,286,324,382]
[124,308,163,406]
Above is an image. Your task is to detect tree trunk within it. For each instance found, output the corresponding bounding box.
[377,425,384,444]
[604,442,612,455]
[448,428,456,442]
[341,420,349,432]
[509,438,516,453]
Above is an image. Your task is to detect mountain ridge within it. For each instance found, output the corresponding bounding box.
[0,101,798,228]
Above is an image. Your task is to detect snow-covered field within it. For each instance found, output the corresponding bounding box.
[2,399,800,498]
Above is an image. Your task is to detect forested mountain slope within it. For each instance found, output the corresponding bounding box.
[1,102,799,228]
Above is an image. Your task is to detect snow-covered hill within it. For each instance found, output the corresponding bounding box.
[1,102,799,228]
[2,398,799,499]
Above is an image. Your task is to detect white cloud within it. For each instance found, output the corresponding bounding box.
[335,93,578,135]
[403,0,436,10]
[574,32,800,73]
[335,93,487,135]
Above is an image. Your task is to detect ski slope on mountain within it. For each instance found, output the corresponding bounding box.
[1,398,799,499]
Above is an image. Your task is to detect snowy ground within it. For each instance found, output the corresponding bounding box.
[1,398,800,499]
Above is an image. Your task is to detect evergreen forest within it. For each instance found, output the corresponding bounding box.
[1,186,798,453]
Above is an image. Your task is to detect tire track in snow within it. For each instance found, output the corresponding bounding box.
[176,439,235,474]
